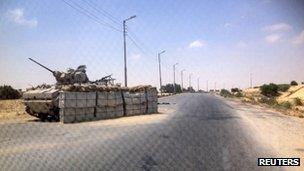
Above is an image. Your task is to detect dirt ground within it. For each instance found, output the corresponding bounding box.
[242,85,304,117]
[0,99,33,122]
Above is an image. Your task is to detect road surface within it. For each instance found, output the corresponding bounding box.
[0,93,303,170]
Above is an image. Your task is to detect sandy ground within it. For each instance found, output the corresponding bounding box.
[224,97,304,168]
[278,85,304,103]
[244,85,304,103]
[0,100,34,122]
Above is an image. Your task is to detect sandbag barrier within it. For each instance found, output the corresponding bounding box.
[59,87,158,123]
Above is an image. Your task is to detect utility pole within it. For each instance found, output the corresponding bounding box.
[173,63,178,93]
[197,77,200,92]
[158,50,166,93]
[206,80,209,92]
[181,69,185,91]
[123,15,136,87]
[214,82,217,91]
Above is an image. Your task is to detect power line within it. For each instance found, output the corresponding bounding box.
[127,35,153,58]
[127,35,172,70]
[127,28,155,54]
[61,0,122,32]
[127,28,178,72]
[80,0,121,26]
[127,34,173,71]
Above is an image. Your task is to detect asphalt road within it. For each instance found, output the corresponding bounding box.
[0,93,300,170]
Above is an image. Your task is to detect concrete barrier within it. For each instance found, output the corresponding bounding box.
[59,87,158,123]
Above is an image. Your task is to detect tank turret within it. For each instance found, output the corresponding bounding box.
[28,58,89,85]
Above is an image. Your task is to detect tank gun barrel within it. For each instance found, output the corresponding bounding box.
[28,58,55,74]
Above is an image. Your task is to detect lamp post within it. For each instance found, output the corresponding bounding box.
[123,15,136,87]
[181,69,186,92]
[158,50,166,94]
[173,63,178,93]
[197,77,200,92]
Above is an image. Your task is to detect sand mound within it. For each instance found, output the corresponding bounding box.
[277,85,304,103]
[0,100,29,121]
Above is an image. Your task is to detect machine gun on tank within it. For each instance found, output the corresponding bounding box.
[92,74,115,86]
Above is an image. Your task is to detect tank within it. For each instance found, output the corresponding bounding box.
[23,58,116,121]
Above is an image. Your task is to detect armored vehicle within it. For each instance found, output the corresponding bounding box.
[23,58,158,123]
[23,58,114,121]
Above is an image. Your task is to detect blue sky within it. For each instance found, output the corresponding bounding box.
[0,0,304,90]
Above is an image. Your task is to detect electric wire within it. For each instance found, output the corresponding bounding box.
[61,0,122,32]
[81,0,121,26]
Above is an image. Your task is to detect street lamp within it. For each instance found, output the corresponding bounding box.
[158,50,166,93]
[123,15,136,87]
[173,63,178,93]
[197,77,200,92]
[189,73,192,90]
[181,69,186,91]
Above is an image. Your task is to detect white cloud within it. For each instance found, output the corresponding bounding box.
[188,40,206,48]
[130,53,141,60]
[236,41,247,48]
[262,23,291,32]
[7,8,37,27]
[292,30,304,45]
[265,34,281,43]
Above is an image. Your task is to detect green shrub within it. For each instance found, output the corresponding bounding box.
[293,98,302,106]
[0,85,21,100]
[220,89,232,97]
[235,92,243,97]
[277,84,290,92]
[260,83,279,97]
[290,81,298,86]
[231,88,241,93]
[258,97,278,106]
[279,101,292,109]
[160,83,182,93]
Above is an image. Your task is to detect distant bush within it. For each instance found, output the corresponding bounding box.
[0,85,21,100]
[293,98,302,106]
[279,101,292,109]
[231,88,241,93]
[220,89,232,97]
[258,97,278,106]
[290,81,298,86]
[235,92,243,97]
[260,83,279,97]
[161,83,182,93]
[277,84,290,92]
